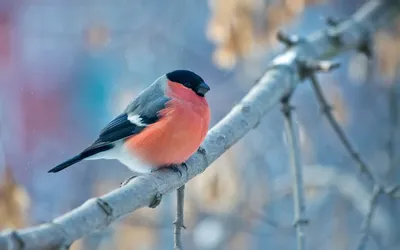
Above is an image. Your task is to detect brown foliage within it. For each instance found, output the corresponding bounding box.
[0,167,30,230]
[207,0,323,69]
[375,18,400,82]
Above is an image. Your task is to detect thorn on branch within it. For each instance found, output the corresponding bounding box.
[277,30,303,47]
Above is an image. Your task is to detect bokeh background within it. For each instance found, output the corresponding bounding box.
[1,0,400,249]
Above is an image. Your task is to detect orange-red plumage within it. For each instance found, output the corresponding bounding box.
[124,81,210,167]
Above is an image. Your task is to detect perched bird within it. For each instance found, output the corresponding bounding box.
[48,69,211,207]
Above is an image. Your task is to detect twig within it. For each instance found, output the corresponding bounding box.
[0,1,398,249]
[308,72,375,183]
[387,71,399,180]
[281,95,308,250]
[356,186,383,250]
[303,60,387,250]
[173,185,186,250]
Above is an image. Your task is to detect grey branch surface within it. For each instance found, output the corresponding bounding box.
[1,0,399,249]
[282,98,308,250]
[173,185,185,250]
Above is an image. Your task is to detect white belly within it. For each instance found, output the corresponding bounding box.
[85,141,153,174]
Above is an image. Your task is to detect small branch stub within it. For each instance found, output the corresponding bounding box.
[358,32,373,59]
[277,30,303,47]
[325,16,343,27]
[297,59,340,80]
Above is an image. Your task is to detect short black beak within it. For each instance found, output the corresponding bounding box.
[196,82,210,96]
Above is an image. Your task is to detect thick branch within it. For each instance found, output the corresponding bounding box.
[0,0,398,249]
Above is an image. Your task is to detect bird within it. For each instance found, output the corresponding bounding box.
[47,69,211,208]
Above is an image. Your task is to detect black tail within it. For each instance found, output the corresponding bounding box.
[48,143,114,173]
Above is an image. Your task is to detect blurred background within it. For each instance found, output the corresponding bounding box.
[1,0,400,249]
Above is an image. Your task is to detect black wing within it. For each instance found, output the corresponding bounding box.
[94,96,170,144]
[95,113,145,143]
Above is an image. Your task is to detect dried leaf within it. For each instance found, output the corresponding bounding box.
[0,167,30,230]
[375,30,400,82]
[207,0,323,69]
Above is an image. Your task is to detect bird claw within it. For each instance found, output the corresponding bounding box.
[147,163,187,208]
[120,175,137,187]
[169,162,187,177]
[182,162,188,171]
[149,193,163,208]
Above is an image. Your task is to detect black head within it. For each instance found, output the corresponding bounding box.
[166,70,210,97]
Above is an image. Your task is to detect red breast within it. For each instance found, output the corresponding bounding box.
[124,80,210,167]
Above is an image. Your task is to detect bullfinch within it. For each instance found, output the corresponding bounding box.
[48,69,211,207]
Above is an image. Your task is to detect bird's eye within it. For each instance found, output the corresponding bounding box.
[183,82,190,88]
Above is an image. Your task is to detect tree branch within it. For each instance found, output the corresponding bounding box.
[308,72,375,183]
[281,96,308,250]
[387,70,400,181]
[174,185,186,250]
[0,0,399,249]
[355,186,383,250]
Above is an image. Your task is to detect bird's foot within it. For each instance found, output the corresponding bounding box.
[152,163,188,177]
[120,175,138,187]
[169,162,188,177]
[149,193,163,208]
[147,162,187,209]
